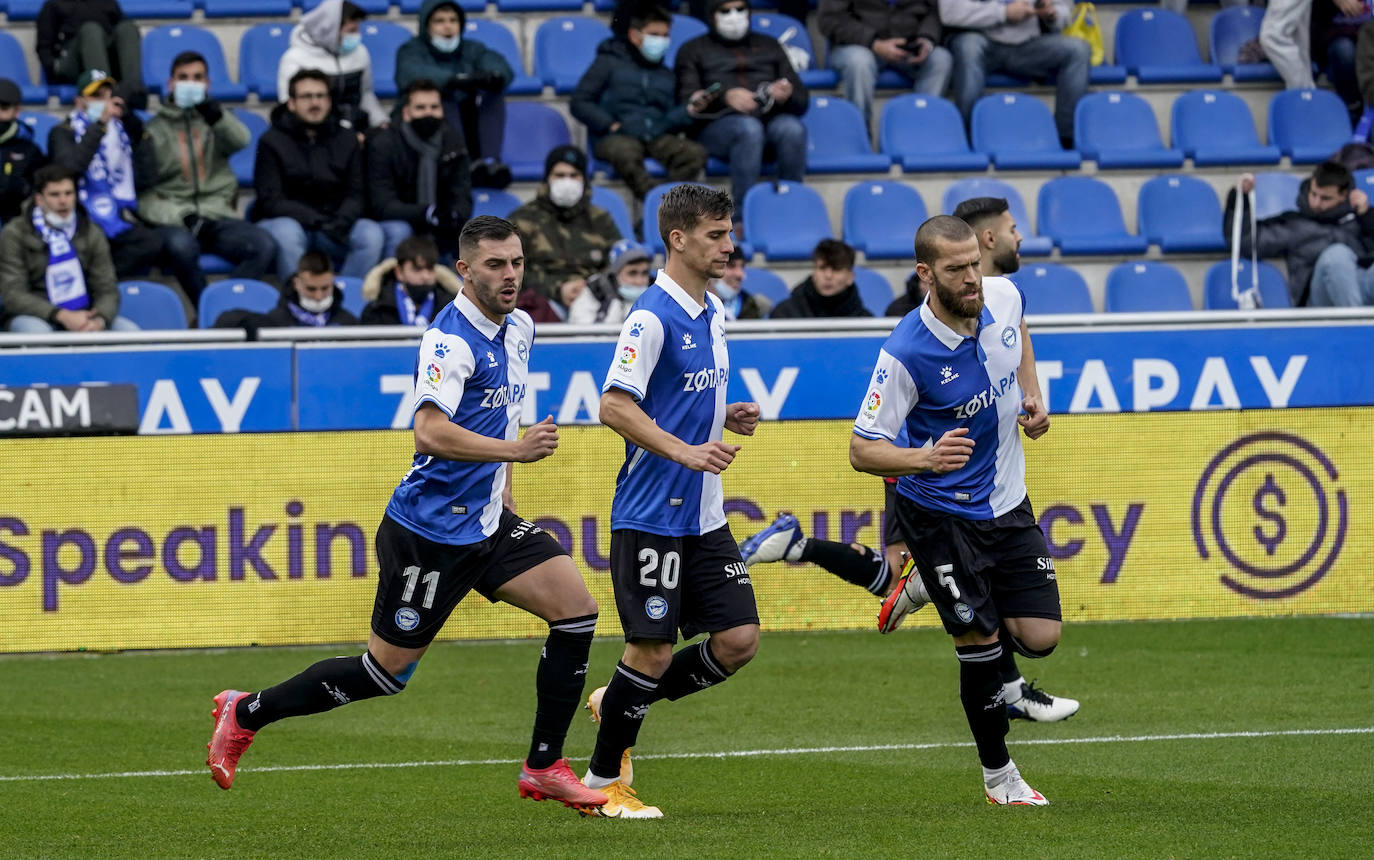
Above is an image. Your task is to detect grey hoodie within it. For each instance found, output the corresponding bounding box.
[937,0,1070,45]
[277,0,389,129]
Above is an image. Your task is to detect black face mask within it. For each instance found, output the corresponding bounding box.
[402,281,434,303]
[0,118,13,137]
[408,116,443,139]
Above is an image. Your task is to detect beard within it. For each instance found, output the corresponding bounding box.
[993,245,1020,275]
[933,277,984,319]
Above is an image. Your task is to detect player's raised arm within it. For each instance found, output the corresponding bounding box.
[599,388,739,473]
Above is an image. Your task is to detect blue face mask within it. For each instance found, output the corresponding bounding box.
[340,32,363,54]
[430,33,460,52]
[172,81,206,109]
[618,284,649,304]
[84,101,107,124]
[639,33,670,63]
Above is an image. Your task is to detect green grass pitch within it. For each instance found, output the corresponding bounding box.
[3,617,1372,858]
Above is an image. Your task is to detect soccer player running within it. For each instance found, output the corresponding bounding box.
[581,184,762,819]
[850,215,1061,805]
[206,216,609,813]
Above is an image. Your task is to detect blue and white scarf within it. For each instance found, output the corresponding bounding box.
[32,206,89,311]
[69,110,135,239]
[285,300,330,327]
[395,284,435,327]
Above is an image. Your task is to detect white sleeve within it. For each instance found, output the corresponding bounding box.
[602,308,664,401]
[413,328,474,417]
[853,348,918,441]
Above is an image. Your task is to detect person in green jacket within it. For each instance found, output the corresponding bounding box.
[395,0,513,188]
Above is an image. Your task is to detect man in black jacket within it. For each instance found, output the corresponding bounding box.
[367,78,471,261]
[254,69,385,282]
[36,0,145,107]
[675,0,808,223]
[359,235,461,326]
[571,3,706,202]
[770,238,872,318]
[819,0,950,129]
[0,79,47,222]
[214,251,359,329]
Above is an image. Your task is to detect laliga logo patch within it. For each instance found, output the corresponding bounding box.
[395,607,420,631]
[1001,326,1017,349]
[954,602,974,623]
[644,596,668,620]
[619,345,637,366]
[865,390,882,412]
[425,362,442,385]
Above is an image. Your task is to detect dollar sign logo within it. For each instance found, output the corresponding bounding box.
[1253,474,1286,556]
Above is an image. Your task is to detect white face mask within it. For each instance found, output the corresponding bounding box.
[298,292,334,313]
[173,81,207,109]
[715,8,749,40]
[713,279,740,301]
[84,100,107,123]
[548,177,584,208]
[618,284,649,303]
[44,210,75,230]
[431,34,460,52]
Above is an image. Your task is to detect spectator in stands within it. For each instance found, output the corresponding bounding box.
[255,69,385,282]
[36,0,146,109]
[771,238,872,318]
[709,246,772,319]
[885,269,927,316]
[940,0,1090,146]
[359,234,461,326]
[216,251,359,329]
[366,78,472,263]
[1261,0,1316,89]
[1314,0,1370,121]
[0,79,47,222]
[396,0,514,189]
[818,0,951,129]
[567,238,653,324]
[141,52,277,299]
[508,145,622,321]
[50,70,200,302]
[571,3,707,206]
[278,0,389,134]
[676,0,809,224]
[1226,162,1374,306]
[0,165,135,332]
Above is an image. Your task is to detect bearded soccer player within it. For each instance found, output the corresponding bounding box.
[205,216,608,813]
[850,215,1062,805]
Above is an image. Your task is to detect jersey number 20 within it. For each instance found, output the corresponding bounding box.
[638,548,680,590]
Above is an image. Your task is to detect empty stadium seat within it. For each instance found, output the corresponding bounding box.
[1074,92,1183,169]
[501,103,571,182]
[741,267,791,305]
[0,33,52,104]
[198,279,280,328]
[1114,9,1222,83]
[5,0,43,20]
[362,22,414,100]
[591,186,633,240]
[751,12,836,88]
[239,24,293,99]
[843,182,926,259]
[971,94,1081,170]
[880,95,989,172]
[1172,91,1280,166]
[666,14,708,69]
[1008,264,1094,314]
[228,109,269,188]
[142,27,247,101]
[1268,89,1351,164]
[743,182,831,260]
[1254,171,1303,219]
[335,276,368,318]
[199,255,235,275]
[472,189,521,218]
[643,181,709,255]
[852,266,894,316]
[18,113,58,155]
[203,0,293,17]
[942,177,1052,257]
[121,0,193,18]
[498,0,581,14]
[1039,176,1148,255]
[1104,262,1193,312]
[465,20,542,95]
[802,97,891,173]
[118,281,188,330]
[1204,260,1291,309]
[534,17,613,93]
[1138,175,1227,253]
[1209,6,1279,82]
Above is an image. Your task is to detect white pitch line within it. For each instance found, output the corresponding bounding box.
[2,726,1370,784]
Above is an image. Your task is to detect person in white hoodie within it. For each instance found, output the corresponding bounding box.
[277,0,389,133]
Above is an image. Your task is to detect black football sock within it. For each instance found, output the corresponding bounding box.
[652,639,731,702]
[235,651,405,732]
[527,614,597,769]
[587,662,659,781]
[801,539,890,595]
[997,628,1024,686]
[956,642,1011,770]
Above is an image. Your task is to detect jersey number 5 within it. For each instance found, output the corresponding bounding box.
[638,548,681,590]
[401,565,440,609]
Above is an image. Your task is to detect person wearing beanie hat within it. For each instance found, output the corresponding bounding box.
[567,238,654,324]
[0,79,47,222]
[508,144,622,318]
[36,0,147,109]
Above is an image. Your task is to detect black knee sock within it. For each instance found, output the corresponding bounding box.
[653,639,731,702]
[527,614,597,769]
[956,642,1011,770]
[235,651,405,732]
[587,662,659,781]
[997,629,1023,686]
[800,539,890,595]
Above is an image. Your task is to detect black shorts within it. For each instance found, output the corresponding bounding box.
[609,525,760,643]
[371,511,568,648]
[882,479,902,548]
[891,493,1061,637]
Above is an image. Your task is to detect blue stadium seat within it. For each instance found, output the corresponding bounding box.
[1074,92,1183,169]
[751,12,836,88]
[204,0,293,17]
[472,189,521,218]
[501,103,571,182]
[240,24,293,98]
[228,109,268,188]
[942,177,1052,257]
[742,181,831,261]
[118,281,188,330]
[852,266,893,316]
[465,20,542,95]
[362,22,414,100]
[1172,90,1280,166]
[1114,9,1222,83]
[1204,260,1291,310]
[198,279,280,328]
[200,255,235,275]
[971,94,1081,170]
[1209,6,1279,82]
[591,186,633,241]
[534,17,613,94]
[121,0,193,17]
[0,33,52,104]
[1253,171,1303,220]
[1355,168,1374,203]
[642,181,711,255]
[5,0,43,20]
[402,0,484,9]
[1104,262,1193,312]
[142,26,247,101]
[666,15,708,69]
[802,97,891,173]
[498,0,580,13]
[590,156,667,182]
[1038,176,1148,255]
[335,276,368,318]
[1008,264,1094,314]
[1268,89,1351,164]
[880,95,988,172]
[1138,175,1227,253]
[843,182,926,259]
[18,113,59,155]
[741,266,791,305]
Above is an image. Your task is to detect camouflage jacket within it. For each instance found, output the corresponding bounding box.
[508,188,622,302]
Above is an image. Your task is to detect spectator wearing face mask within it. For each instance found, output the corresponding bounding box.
[508,145,623,320]
[567,238,654,324]
[214,251,360,329]
[278,0,389,133]
[708,246,772,319]
[0,79,48,222]
[359,234,461,326]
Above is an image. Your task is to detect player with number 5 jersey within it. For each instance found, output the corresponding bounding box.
[204,217,609,814]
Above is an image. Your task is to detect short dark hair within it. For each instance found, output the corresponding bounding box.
[169,51,208,77]
[952,196,1010,232]
[33,164,76,194]
[657,184,733,254]
[1312,161,1354,193]
[396,235,440,268]
[628,4,672,30]
[288,68,331,99]
[913,215,976,266]
[342,0,367,22]
[401,78,443,107]
[459,215,520,261]
[726,246,745,264]
[812,238,855,270]
[296,250,334,276]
